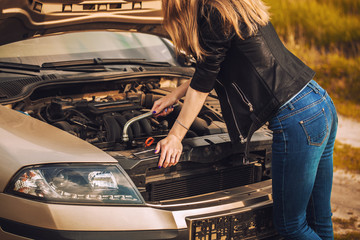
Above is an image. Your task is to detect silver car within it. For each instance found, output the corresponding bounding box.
[0,1,276,239]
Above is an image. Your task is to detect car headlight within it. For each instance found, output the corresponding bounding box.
[5,164,144,205]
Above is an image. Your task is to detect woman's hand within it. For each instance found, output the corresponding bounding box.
[155,134,183,168]
[150,80,191,118]
[152,82,208,169]
[151,95,177,117]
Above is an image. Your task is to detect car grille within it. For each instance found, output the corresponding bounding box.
[146,164,258,201]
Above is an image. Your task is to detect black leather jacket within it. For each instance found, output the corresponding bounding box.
[190,7,315,145]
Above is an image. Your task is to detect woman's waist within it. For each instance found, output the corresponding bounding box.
[275,80,327,117]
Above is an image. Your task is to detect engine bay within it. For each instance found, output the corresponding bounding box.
[10,77,226,151]
[6,76,272,202]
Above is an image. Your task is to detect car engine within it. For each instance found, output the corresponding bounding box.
[8,77,271,202]
[15,78,226,151]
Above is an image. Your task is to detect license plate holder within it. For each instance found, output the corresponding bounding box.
[188,205,276,240]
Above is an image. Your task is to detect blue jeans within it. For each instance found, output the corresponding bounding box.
[269,80,338,240]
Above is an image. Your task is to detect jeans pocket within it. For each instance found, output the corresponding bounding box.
[300,108,329,146]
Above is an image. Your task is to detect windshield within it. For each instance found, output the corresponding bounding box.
[0,31,176,66]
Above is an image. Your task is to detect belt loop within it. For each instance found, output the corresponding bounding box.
[308,80,319,93]
[287,102,295,110]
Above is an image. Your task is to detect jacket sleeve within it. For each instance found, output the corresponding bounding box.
[190,7,235,93]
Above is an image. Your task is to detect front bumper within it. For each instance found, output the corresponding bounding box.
[0,180,275,240]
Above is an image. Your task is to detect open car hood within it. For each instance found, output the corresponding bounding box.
[0,0,167,46]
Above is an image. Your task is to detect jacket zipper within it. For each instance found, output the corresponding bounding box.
[231,82,254,112]
[216,80,246,143]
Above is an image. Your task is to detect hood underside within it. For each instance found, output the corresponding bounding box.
[0,0,167,46]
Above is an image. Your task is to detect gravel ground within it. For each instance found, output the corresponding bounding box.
[332,170,360,234]
[336,115,360,148]
[332,115,360,235]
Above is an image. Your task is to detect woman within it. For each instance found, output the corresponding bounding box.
[151,0,338,239]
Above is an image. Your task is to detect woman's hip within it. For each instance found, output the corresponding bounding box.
[269,80,337,152]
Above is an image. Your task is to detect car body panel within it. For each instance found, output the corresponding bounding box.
[0,180,272,236]
[0,2,277,239]
[0,105,117,192]
[0,0,166,46]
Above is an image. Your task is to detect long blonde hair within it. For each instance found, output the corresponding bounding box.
[162,0,270,60]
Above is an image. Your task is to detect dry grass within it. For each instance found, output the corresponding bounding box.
[265,0,360,53]
[265,0,360,121]
[316,0,360,15]
[332,99,360,122]
[333,217,358,230]
[285,40,360,120]
[333,217,360,240]
[335,232,360,240]
[263,2,360,237]
[264,0,360,177]
[333,141,360,174]
[281,39,360,121]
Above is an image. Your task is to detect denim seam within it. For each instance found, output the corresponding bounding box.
[324,94,336,127]
[308,81,320,93]
[279,97,325,121]
[289,89,313,105]
[277,114,288,233]
[277,89,315,115]
[302,107,325,124]
[324,92,338,125]
[277,89,313,114]
[300,108,329,146]
[278,116,287,153]
[311,195,317,227]
[308,194,316,228]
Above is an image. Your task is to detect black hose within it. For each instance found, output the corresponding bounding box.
[134,110,152,136]
[103,115,121,142]
[114,114,134,142]
[53,121,77,136]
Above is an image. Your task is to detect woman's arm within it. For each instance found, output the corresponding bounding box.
[154,5,234,168]
[172,80,191,101]
[151,80,190,117]
[155,86,209,168]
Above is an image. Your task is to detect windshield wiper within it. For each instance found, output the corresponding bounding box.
[0,62,40,72]
[0,58,172,75]
[42,58,172,68]
[0,69,38,76]
[0,61,114,74]
[41,65,116,73]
